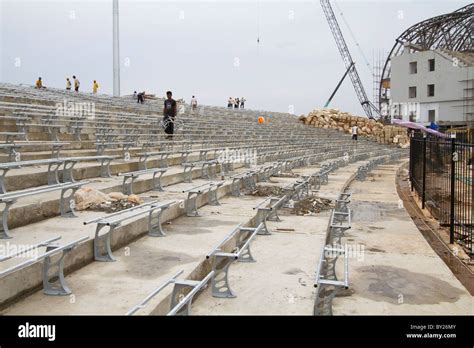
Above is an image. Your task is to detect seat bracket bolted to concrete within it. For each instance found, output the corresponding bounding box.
[313,244,350,316]
[127,270,214,316]
[231,176,243,197]
[0,199,16,239]
[59,185,81,217]
[207,223,263,298]
[182,163,195,183]
[183,182,223,217]
[40,236,88,296]
[243,172,257,191]
[94,222,117,262]
[43,244,73,296]
[267,197,284,222]
[85,201,174,261]
[148,203,172,237]
[184,191,200,217]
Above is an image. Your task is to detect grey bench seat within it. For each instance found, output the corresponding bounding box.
[0,180,89,238]
[0,155,116,193]
[0,132,26,143]
[117,168,168,194]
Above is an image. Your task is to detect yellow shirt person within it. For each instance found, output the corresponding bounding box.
[92,80,99,94]
[35,77,43,89]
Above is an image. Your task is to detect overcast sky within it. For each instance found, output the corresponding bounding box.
[0,0,471,115]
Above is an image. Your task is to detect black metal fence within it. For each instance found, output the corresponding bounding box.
[410,132,473,256]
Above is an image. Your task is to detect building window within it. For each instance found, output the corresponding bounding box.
[428,59,435,71]
[409,62,417,74]
[427,84,435,97]
[409,86,417,98]
[428,110,436,122]
[409,112,417,122]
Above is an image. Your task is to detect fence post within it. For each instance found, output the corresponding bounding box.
[422,133,426,209]
[409,132,413,191]
[450,135,456,244]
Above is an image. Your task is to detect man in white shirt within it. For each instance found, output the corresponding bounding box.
[191,96,198,111]
[240,97,246,109]
[351,125,358,141]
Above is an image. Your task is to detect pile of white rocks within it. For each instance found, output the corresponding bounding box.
[299,108,409,147]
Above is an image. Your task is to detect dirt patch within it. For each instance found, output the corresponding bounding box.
[283,267,305,275]
[356,265,465,304]
[368,226,385,231]
[293,196,334,216]
[367,247,386,253]
[350,201,405,222]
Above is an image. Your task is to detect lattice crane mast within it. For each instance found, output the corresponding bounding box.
[320,0,381,119]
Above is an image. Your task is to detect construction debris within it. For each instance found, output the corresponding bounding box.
[299,108,410,147]
[293,196,335,216]
[89,199,140,213]
[273,172,300,178]
[74,187,143,212]
[246,185,284,197]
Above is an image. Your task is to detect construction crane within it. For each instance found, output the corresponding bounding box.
[320,0,381,119]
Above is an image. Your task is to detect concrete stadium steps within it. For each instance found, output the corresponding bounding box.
[1,151,208,192]
[1,155,372,314]
[1,194,261,314]
[0,82,408,314]
[1,159,244,231]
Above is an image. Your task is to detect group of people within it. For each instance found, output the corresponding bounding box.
[227,97,245,109]
[35,76,98,94]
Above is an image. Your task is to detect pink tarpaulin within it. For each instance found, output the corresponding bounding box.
[392,119,449,138]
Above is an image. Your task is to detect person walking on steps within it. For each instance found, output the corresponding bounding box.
[228,97,234,108]
[92,80,99,94]
[234,97,240,109]
[240,97,246,109]
[66,78,72,91]
[191,95,198,111]
[73,76,80,92]
[163,90,177,140]
[351,124,358,141]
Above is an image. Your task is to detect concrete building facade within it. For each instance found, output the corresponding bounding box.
[389,48,474,126]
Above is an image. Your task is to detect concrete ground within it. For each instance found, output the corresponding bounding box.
[191,162,360,315]
[333,163,473,315]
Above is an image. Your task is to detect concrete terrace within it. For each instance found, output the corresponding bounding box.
[0,82,471,316]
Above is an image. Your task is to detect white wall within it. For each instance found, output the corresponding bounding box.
[390,49,473,123]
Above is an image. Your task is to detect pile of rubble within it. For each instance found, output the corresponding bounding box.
[246,185,284,197]
[292,196,334,216]
[273,172,300,178]
[299,108,409,147]
[74,188,142,213]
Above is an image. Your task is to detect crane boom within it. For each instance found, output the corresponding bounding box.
[320,0,381,119]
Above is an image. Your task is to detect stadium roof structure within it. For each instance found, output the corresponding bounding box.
[379,4,474,110]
